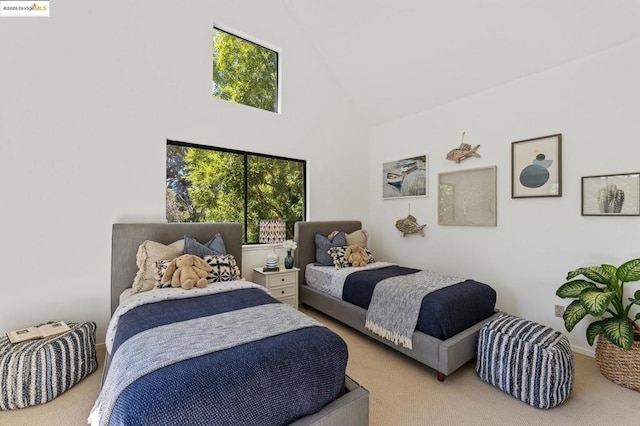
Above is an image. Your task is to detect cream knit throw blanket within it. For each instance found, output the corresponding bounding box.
[365,270,464,349]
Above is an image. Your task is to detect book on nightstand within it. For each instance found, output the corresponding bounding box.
[7,321,71,344]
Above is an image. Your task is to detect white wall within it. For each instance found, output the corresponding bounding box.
[0,1,370,343]
[369,39,640,355]
[6,1,636,356]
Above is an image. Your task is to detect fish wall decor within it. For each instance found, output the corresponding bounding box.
[395,214,426,237]
[446,132,480,163]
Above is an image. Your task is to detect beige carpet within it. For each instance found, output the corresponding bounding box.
[1,306,638,425]
[302,307,640,426]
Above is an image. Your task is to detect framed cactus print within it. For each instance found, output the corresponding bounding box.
[581,173,640,216]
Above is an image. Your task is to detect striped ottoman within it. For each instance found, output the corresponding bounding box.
[0,321,98,410]
[476,315,574,409]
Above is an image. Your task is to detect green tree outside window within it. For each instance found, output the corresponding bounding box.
[213,28,278,113]
[166,141,305,243]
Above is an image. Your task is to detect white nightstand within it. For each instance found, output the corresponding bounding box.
[252,266,299,309]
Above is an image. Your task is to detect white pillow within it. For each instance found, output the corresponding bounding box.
[345,230,369,247]
[131,239,183,293]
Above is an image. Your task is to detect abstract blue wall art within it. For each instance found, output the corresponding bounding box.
[512,134,562,198]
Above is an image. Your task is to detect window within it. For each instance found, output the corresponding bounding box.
[166,140,305,243]
[212,27,279,113]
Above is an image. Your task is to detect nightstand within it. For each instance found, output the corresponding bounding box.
[252,266,299,309]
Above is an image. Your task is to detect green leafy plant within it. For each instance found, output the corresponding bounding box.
[556,258,640,350]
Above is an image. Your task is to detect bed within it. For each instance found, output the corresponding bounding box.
[94,222,369,426]
[294,220,501,381]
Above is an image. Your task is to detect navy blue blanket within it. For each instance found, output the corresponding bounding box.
[108,289,348,426]
[342,266,496,340]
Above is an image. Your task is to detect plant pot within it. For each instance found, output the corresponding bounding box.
[595,332,640,392]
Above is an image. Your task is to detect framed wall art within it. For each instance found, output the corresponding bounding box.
[438,166,497,226]
[511,134,562,198]
[581,173,640,216]
[382,155,428,199]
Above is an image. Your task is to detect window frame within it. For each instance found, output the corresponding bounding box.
[166,140,306,244]
[212,25,282,114]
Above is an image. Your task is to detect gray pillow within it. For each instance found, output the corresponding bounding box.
[315,231,346,266]
[184,233,227,257]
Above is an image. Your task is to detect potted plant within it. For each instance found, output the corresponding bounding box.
[556,258,640,391]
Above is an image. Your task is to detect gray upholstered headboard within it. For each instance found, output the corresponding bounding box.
[293,220,362,285]
[110,222,242,314]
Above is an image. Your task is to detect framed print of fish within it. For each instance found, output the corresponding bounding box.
[511,134,562,198]
[383,155,428,199]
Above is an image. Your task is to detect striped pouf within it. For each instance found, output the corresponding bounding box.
[476,314,574,409]
[0,321,98,410]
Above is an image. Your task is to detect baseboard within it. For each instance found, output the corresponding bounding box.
[571,344,595,358]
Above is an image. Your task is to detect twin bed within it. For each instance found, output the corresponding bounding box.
[96,220,498,425]
[96,222,368,426]
[294,220,500,381]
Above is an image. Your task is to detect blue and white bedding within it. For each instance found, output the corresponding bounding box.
[305,262,396,298]
[91,282,348,426]
[305,263,497,341]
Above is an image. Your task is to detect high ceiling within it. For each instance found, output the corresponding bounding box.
[283,0,640,125]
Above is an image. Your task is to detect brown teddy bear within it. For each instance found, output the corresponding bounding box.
[344,244,370,267]
[162,254,213,290]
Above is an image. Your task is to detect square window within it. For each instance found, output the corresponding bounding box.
[212,27,279,113]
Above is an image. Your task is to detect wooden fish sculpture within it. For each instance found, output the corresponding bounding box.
[395,214,426,237]
[446,142,481,163]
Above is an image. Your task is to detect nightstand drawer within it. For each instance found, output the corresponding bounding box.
[278,296,296,308]
[270,283,296,299]
[252,266,299,309]
[266,272,296,287]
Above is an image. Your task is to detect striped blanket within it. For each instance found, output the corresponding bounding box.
[91,286,348,425]
[105,281,268,353]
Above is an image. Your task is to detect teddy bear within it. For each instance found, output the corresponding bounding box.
[162,254,213,290]
[344,244,370,267]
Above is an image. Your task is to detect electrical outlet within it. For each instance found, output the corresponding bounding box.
[554,304,564,318]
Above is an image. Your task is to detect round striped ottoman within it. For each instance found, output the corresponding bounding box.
[476,314,574,409]
[0,321,98,410]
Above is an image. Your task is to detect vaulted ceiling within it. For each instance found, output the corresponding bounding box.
[283,0,640,125]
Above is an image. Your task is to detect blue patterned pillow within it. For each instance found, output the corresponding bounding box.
[153,259,173,288]
[328,246,375,269]
[184,233,227,257]
[315,231,347,266]
[154,254,241,287]
[204,254,241,282]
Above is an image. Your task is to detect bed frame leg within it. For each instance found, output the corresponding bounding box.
[437,372,445,382]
